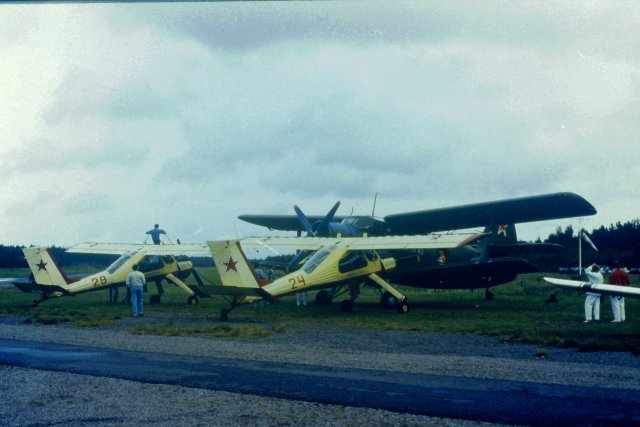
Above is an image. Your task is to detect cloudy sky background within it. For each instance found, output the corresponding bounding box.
[1,1,638,250]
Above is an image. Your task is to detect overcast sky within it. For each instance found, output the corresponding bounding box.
[1,1,638,249]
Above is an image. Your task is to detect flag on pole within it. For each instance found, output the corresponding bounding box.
[581,229,598,252]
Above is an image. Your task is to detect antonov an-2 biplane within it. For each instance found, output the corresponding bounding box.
[3,244,208,306]
[239,192,597,300]
[209,232,486,321]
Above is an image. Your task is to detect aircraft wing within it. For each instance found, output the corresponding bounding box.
[67,242,211,257]
[237,214,347,232]
[544,277,640,298]
[239,232,486,251]
[383,192,597,234]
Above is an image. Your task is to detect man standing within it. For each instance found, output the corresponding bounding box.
[608,261,630,322]
[126,264,146,317]
[146,224,167,245]
[583,263,603,323]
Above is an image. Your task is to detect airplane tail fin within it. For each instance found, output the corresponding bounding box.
[485,223,517,244]
[22,247,73,287]
[208,240,271,292]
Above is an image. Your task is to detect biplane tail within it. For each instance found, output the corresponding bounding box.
[208,240,271,292]
[485,223,517,244]
[22,247,74,288]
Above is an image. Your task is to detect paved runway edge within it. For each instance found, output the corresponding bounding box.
[1,338,639,425]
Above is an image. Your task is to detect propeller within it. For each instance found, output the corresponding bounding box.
[286,201,341,272]
[293,200,341,237]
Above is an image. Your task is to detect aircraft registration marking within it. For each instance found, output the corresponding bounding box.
[92,276,108,287]
[289,275,306,289]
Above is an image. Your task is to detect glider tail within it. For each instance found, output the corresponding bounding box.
[208,240,270,291]
[22,247,73,287]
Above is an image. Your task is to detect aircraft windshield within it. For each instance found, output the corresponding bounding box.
[301,245,336,274]
[106,251,135,274]
[341,216,378,229]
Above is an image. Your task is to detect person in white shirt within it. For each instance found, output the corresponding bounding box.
[583,263,603,323]
[126,264,146,317]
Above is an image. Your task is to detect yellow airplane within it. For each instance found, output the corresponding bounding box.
[16,245,204,306]
[208,232,485,321]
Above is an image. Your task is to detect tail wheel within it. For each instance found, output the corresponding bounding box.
[187,295,199,305]
[380,291,397,309]
[396,300,410,314]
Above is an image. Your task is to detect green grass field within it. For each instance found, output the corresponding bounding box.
[1,268,638,354]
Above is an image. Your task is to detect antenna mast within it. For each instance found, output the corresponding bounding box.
[371,192,379,216]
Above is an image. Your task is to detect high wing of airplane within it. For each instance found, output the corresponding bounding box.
[208,232,486,321]
[543,277,640,299]
[13,245,204,306]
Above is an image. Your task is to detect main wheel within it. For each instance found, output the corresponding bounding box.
[187,295,199,305]
[396,300,410,314]
[149,294,161,304]
[219,312,229,321]
[315,290,333,306]
[380,291,397,309]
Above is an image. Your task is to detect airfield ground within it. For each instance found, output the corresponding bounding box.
[0,272,639,425]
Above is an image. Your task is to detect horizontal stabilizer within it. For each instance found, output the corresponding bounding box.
[544,277,640,298]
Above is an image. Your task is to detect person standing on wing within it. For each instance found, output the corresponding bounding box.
[583,263,603,323]
[146,224,167,245]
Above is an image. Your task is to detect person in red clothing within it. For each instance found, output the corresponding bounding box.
[608,261,630,322]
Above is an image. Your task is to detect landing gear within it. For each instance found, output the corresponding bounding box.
[187,295,199,305]
[315,289,333,306]
[396,299,410,314]
[380,291,397,309]
[149,294,162,304]
[219,310,229,322]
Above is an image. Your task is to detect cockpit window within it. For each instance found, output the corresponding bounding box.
[106,251,135,274]
[301,245,336,274]
[338,250,368,273]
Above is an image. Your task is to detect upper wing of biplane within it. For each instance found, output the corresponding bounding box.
[544,277,640,298]
[67,242,210,257]
[238,192,596,234]
[239,232,486,251]
[383,192,597,234]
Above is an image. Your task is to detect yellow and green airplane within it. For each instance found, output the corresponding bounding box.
[5,245,206,306]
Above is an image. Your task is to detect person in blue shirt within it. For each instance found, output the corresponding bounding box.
[146,224,167,245]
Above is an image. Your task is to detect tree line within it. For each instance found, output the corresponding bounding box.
[0,219,638,271]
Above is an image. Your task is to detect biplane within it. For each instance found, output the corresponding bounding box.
[239,192,597,299]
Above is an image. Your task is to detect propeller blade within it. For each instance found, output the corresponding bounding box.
[294,204,314,234]
[317,201,341,236]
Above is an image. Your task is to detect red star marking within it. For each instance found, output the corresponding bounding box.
[498,225,508,236]
[224,256,238,272]
[36,259,47,271]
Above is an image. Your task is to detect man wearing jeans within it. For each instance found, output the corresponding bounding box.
[126,264,146,317]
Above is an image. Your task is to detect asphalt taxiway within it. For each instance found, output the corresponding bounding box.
[1,337,639,425]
